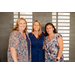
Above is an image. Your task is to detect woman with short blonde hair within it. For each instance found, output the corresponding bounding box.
[29,20,44,62]
[7,18,31,62]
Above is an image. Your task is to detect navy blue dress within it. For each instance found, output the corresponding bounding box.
[29,32,44,62]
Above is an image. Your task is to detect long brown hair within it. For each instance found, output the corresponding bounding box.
[32,20,42,39]
[12,18,27,32]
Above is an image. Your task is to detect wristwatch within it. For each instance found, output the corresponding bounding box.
[56,59,59,61]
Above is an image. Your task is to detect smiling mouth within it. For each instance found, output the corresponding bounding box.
[35,28,38,29]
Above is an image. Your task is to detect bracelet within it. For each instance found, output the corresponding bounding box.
[57,57,60,59]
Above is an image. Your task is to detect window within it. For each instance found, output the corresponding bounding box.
[13,12,33,33]
[52,12,70,61]
[13,12,18,26]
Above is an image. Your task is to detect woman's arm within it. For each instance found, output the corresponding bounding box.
[56,37,63,62]
[8,31,19,62]
[42,31,45,34]
[10,47,18,62]
[42,31,45,49]
[43,41,45,49]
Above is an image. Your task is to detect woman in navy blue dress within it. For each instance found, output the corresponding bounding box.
[29,20,44,62]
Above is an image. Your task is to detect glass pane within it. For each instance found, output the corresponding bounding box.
[20,12,32,14]
[58,30,70,33]
[52,12,56,15]
[58,13,70,15]
[58,20,70,22]
[26,19,32,22]
[20,16,32,18]
[63,51,69,53]
[58,23,70,26]
[14,23,16,25]
[28,26,32,29]
[53,23,56,26]
[58,27,70,29]
[63,41,69,43]
[27,23,32,25]
[64,58,69,60]
[63,37,69,40]
[63,44,69,47]
[63,54,69,57]
[61,34,69,36]
[52,16,56,19]
[14,15,18,18]
[63,48,69,50]
[27,30,32,32]
[14,19,17,22]
[52,20,56,22]
[14,12,18,14]
[58,16,70,19]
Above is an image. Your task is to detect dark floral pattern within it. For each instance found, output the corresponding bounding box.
[45,33,64,62]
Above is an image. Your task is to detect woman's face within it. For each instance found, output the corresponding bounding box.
[33,22,40,31]
[18,20,26,32]
[46,25,54,35]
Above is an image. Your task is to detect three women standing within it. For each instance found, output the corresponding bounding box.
[7,17,64,62]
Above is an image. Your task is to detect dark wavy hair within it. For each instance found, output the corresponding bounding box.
[45,22,57,36]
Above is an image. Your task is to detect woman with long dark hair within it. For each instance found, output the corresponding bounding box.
[44,23,64,62]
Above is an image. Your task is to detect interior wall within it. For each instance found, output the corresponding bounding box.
[69,12,75,62]
[0,12,13,62]
[0,12,75,62]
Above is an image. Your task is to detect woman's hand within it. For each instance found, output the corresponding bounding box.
[10,47,18,62]
[55,58,60,62]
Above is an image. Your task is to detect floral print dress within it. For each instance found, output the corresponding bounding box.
[7,31,31,62]
[45,33,64,62]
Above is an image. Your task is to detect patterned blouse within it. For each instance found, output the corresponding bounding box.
[7,31,31,62]
[45,33,64,62]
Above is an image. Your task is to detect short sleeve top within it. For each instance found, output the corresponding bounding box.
[45,33,64,62]
[7,31,31,62]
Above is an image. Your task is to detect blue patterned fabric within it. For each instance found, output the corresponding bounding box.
[7,31,31,62]
[29,32,44,62]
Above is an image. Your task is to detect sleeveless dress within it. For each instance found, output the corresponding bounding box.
[29,32,44,62]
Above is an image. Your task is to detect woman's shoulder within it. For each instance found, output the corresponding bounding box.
[28,32,34,37]
[55,33,62,39]
[44,36,48,40]
[55,33,62,36]
[10,31,19,36]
